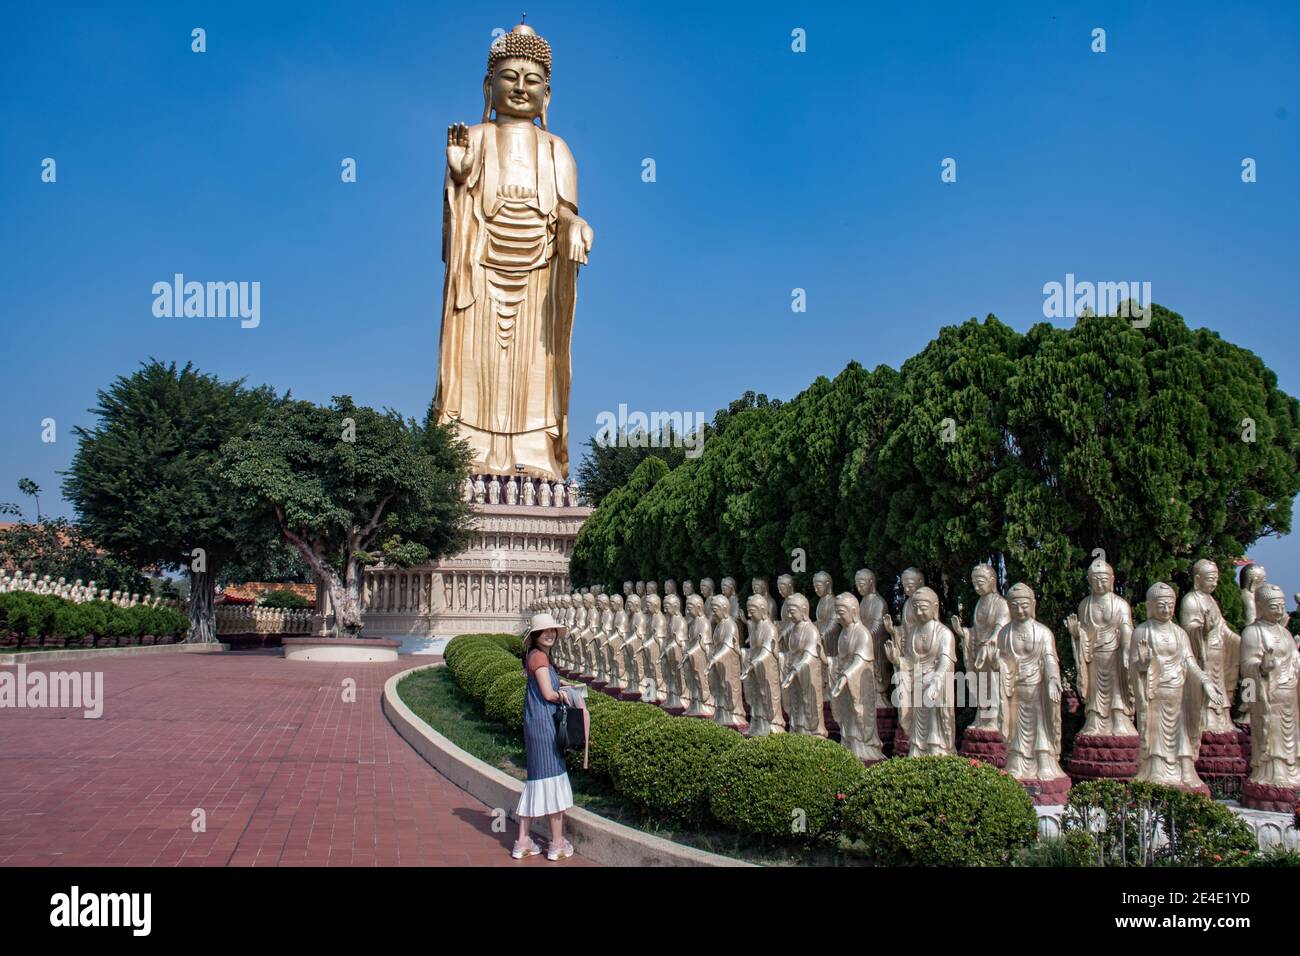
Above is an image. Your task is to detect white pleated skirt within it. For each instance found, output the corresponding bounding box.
[516,772,574,817]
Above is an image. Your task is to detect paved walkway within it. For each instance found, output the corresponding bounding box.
[0,651,589,866]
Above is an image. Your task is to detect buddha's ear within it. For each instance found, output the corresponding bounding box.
[541,84,551,130]
[481,73,492,123]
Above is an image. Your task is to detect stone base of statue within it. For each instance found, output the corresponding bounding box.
[661,703,687,717]
[1066,734,1140,781]
[1241,780,1300,813]
[357,494,591,639]
[959,727,1008,768]
[892,725,911,758]
[876,707,899,757]
[1195,729,1251,794]
[823,702,840,738]
[617,687,642,701]
[1018,775,1073,806]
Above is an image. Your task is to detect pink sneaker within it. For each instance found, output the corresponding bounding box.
[546,839,574,861]
[511,838,542,860]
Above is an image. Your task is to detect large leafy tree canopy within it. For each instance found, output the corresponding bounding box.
[219,395,475,634]
[570,306,1300,672]
[62,360,284,640]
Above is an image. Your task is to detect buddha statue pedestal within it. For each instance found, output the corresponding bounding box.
[1241,778,1298,812]
[1194,729,1251,796]
[1018,775,1074,806]
[1065,734,1140,781]
[875,707,899,757]
[892,724,911,758]
[958,727,1007,769]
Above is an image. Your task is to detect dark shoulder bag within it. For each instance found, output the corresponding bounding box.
[553,693,590,768]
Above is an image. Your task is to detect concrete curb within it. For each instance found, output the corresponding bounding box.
[0,642,229,665]
[382,662,752,868]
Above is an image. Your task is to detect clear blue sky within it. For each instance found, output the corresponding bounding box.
[2,1,1297,595]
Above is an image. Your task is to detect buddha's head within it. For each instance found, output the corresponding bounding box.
[664,594,681,616]
[664,578,677,596]
[1257,584,1287,624]
[1192,558,1219,594]
[834,592,858,627]
[746,594,768,623]
[686,594,704,618]
[709,594,729,622]
[751,577,769,597]
[901,567,925,596]
[484,24,552,127]
[1087,557,1114,596]
[1007,583,1036,623]
[1240,563,1267,591]
[626,593,641,614]
[1145,583,1177,623]
[911,587,940,623]
[720,576,736,597]
[596,592,609,610]
[699,577,715,598]
[854,568,876,596]
[777,574,794,598]
[785,593,810,623]
[813,571,831,597]
[971,564,997,597]
[646,594,661,614]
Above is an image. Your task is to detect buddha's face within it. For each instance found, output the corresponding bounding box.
[1147,590,1175,623]
[973,570,995,596]
[747,597,767,622]
[777,577,793,598]
[489,57,547,121]
[752,578,767,596]
[1195,566,1219,593]
[664,596,680,616]
[835,601,856,627]
[902,571,922,595]
[1088,570,1113,596]
[855,571,872,595]
[682,582,694,596]
[788,601,807,624]
[1261,594,1287,624]
[912,594,935,621]
[1009,594,1033,623]
[700,579,714,597]
[1248,567,1267,590]
[721,580,735,597]
[813,575,830,597]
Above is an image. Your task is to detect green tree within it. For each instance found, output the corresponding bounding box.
[63,361,283,642]
[220,396,475,636]
[17,478,42,521]
[0,517,149,595]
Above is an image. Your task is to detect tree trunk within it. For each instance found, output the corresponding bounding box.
[187,569,218,643]
[323,564,365,637]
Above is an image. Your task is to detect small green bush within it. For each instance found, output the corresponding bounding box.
[1063,780,1257,866]
[484,671,528,731]
[447,645,513,686]
[574,698,668,778]
[708,734,869,841]
[445,633,513,670]
[1250,846,1300,867]
[1014,831,1098,867]
[490,633,525,658]
[261,589,309,609]
[610,718,742,825]
[843,756,1038,866]
[463,656,524,704]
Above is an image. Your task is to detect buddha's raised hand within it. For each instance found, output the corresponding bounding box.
[446,122,472,179]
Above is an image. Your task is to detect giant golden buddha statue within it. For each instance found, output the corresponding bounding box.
[434,22,594,480]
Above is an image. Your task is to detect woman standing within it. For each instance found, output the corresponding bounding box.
[513,611,577,861]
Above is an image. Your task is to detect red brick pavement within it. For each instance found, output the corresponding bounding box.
[0,651,590,866]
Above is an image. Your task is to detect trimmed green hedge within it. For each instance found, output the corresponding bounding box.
[843,756,1038,866]
[0,591,189,647]
[708,734,870,841]
[574,698,668,778]
[463,656,525,704]
[484,671,528,731]
[611,717,742,825]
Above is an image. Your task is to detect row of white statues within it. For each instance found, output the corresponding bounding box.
[529,560,1299,799]
[0,569,171,609]
[461,473,583,507]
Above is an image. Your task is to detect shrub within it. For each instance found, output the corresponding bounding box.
[1063,780,1257,866]
[261,589,309,609]
[843,756,1038,866]
[445,633,512,670]
[463,655,524,704]
[447,645,513,686]
[708,734,869,841]
[1014,831,1098,867]
[573,699,667,778]
[489,633,525,658]
[484,671,528,731]
[1250,846,1300,867]
[610,718,742,825]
